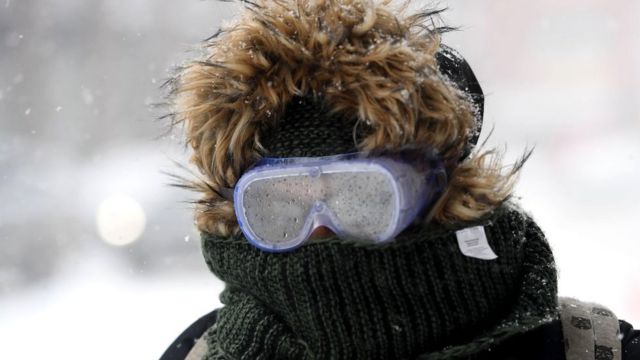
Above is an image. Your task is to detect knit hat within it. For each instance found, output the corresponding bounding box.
[262,44,484,161]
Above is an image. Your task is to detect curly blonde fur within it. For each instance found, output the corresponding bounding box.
[167,0,529,236]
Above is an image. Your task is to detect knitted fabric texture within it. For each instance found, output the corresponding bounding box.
[261,96,361,158]
[200,203,559,359]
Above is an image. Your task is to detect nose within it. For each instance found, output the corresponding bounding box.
[309,226,335,239]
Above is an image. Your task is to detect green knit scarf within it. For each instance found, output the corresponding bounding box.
[200,203,559,359]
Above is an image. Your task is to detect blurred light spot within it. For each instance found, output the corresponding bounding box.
[55,106,63,112]
[24,108,31,116]
[96,195,146,247]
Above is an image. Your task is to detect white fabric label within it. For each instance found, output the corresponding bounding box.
[455,226,498,260]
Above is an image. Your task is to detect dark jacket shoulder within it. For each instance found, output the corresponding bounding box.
[621,320,640,360]
[490,319,640,360]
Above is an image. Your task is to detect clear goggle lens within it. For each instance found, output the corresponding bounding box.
[242,170,396,246]
[233,150,446,252]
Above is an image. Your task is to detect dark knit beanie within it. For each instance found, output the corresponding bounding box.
[262,96,361,157]
[263,45,484,160]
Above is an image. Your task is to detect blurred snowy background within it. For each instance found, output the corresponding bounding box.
[0,0,638,359]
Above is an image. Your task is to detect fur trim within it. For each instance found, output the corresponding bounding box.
[167,0,527,236]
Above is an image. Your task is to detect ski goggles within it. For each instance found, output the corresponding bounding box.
[228,148,447,252]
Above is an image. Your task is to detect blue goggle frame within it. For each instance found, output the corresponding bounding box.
[230,147,447,252]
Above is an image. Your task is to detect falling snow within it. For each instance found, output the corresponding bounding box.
[0,2,639,360]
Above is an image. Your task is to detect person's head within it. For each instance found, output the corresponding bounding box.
[168,0,529,240]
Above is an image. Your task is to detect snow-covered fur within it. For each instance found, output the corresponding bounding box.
[168,0,527,236]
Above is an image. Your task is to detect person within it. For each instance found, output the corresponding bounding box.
[160,1,640,359]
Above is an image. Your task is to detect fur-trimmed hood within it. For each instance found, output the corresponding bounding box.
[168,0,526,236]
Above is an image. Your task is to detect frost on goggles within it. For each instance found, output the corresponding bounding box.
[232,149,447,252]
